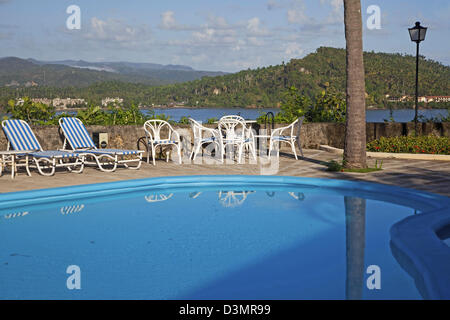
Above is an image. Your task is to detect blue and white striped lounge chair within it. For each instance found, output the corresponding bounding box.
[59,117,143,172]
[2,119,85,176]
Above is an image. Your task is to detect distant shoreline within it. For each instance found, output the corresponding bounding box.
[139,105,281,110]
[55,106,281,112]
[53,106,447,112]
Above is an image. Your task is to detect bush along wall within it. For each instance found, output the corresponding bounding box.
[367,135,450,155]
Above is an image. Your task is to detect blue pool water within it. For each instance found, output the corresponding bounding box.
[0,176,449,300]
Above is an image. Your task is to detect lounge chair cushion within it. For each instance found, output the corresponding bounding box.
[151,140,178,144]
[29,151,81,159]
[78,149,142,155]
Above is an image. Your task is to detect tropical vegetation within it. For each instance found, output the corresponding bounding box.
[1,47,449,110]
[3,97,171,126]
[367,135,450,155]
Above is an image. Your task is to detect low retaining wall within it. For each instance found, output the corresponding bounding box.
[0,122,448,151]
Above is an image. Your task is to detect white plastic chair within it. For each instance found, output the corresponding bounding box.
[143,120,182,165]
[189,118,222,161]
[269,117,304,160]
[218,118,256,163]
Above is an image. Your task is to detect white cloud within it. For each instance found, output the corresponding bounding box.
[160,11,177,30]
[287,0,311,24]
[284,42,303,57]
[267,0,284,11]
[206,15,229,29]
[84,17,151,43]
[287,9,307,24]
[159,11,201,31]
[192,28,216,42]
[191,53,209,64]
[320,0,343,12]
[320,0,344,24]
[246,17,271,36]
[287,0,343,32]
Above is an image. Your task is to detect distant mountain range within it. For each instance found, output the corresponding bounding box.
[0,57,227,87]
[1,47,448,109]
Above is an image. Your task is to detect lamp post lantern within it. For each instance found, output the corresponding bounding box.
[408,21,427,135]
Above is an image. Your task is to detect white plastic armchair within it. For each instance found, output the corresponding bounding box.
[269,117,304,160]
[189,118,222,161]
[143,120,182,165]
[218,118,256,163]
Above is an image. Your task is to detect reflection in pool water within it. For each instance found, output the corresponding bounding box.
[0,176,448,299]
[186,191,305,208]
[60,204,85,215]
[145,193,174,203]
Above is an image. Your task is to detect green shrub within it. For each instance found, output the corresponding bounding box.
[6,98,56,125]
[256,87,346,124]
[325,160,343,171]
[178,116,191,125]
[367,135,450,155]
[206,117,218,124]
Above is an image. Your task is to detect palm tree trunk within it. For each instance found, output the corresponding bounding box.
[343,0,367,168]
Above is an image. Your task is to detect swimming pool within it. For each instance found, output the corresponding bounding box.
[1,175,449,300]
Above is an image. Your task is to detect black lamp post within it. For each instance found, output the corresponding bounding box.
[408,21,427,135]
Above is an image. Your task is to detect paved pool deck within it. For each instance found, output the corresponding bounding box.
[1,149,449,197]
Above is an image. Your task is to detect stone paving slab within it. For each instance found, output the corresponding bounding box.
[0,149,449,197]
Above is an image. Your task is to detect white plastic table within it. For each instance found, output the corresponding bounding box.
[0,151,32,179]
[212,120,257,124]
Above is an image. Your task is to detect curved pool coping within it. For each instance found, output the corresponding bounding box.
[390,207,450,299]
[1,175,449,299]
[1,175,449,211]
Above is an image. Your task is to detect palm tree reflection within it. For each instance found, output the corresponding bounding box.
[345,196,366,300]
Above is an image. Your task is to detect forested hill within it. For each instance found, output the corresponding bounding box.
[141,47,449,107]
[0,57,226,88]
[1,47,449,108]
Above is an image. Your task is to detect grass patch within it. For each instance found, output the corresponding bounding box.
[325,159,383,173]
[342,167,382,173]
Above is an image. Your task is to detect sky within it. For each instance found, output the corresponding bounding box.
[0,0,449,72]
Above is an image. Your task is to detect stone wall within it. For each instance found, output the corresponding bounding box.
[0,122,448,151]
